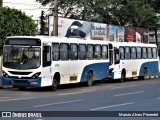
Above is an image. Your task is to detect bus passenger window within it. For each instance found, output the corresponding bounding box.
[137,47,141,59]
[142,47,147,59]
[147,47,152,59]
[102,45,108,59]
[95,45,101,59]
[87,44,94,60]
[119,47,125,60]
[70,44,78,60]
[125,47,130,60]
[79,44,86,60]
[60,43,69,60]
[131,47,136,59]
[52,43,59,61]
[152,48,157,59]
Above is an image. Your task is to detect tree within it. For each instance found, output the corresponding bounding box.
[36,0,160,28]
[0,7,37,55]
[146,0,160,48]
[36,0,90,19]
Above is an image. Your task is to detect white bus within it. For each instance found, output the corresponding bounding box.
[108,42,159,82]
[2,36,110,90]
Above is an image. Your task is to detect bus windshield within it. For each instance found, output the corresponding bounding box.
[3,46,41,70]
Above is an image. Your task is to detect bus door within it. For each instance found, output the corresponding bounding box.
[109,43,120,79]
[41,45,53,86]
[52,43,70,84]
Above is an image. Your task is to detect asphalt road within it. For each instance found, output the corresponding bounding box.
[0,77,160,120]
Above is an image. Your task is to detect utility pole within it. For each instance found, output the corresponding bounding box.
[40,10,45,35]
[155,29,158,48]
[0,0,3,7]
[82,0,87,20]
[53,0,58,36]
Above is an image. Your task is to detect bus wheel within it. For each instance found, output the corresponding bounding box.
[50,78,58,91]
[87,72,93,87]
[142,69,148,80]
[120,72,125,83]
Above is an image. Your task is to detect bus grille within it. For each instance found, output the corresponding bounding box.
[9,71,32,75]
[13,80,28,86]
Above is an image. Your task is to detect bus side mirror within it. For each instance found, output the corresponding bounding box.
[109,44,113,49]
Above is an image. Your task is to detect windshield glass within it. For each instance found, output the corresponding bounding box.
[3,46,41,70]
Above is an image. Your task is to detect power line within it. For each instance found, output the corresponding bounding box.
[3,2,39,6]
[21,7,51,10]
[4,1,52,10]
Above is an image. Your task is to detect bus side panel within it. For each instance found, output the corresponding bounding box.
[139,61,159,76]
[80,62,109,82]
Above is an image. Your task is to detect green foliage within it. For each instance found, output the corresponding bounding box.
[36,0,87,19]
[0,7,37,55]
[36,0,160,28]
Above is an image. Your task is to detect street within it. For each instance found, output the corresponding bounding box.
[0,77,160,120]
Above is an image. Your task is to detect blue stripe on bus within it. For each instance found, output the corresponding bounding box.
[2,77,41,87]
[139,61,159,76]
[80,62,109,82]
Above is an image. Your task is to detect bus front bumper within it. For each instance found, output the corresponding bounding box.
[2,77,41,88]
[107,72,114,79]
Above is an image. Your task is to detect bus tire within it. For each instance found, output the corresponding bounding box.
[138,69,148,80]
[120,72,125,83]
[87,72,93,87]
[50,78,58,91]
[142,69,148,80]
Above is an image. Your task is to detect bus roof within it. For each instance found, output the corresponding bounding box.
[6,36,157,47]
[109,41,157,47]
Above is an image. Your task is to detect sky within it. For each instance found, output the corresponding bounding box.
[3,0,49,20]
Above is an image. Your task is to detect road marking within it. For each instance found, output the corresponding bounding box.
[58,90,96,96]
[157,98,160,100]
[113,91,144,97]
[34,99,83,108]
[0,97,37,102]
[0,97,10,99]
[91,102,134,111]
[111,85,139,89]
[150,82,160,85]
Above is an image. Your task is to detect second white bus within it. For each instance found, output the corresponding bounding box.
[108,42,159,82]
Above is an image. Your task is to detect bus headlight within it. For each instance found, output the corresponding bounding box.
[2,71,9,78]
[31,72,41,79]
